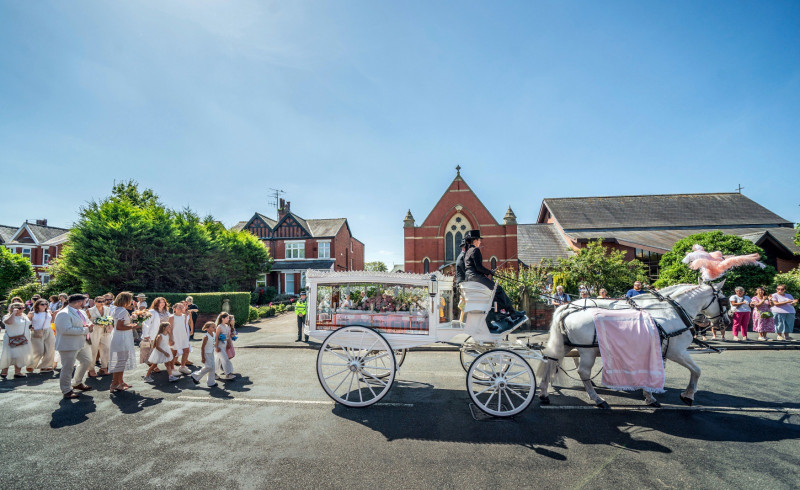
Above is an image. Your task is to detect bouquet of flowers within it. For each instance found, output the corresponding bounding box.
[131,309,152,327]
[94,315,115,333]
[218,333,227,343]
[760,311,774,319]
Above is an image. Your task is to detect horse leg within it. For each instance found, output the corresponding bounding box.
[577,349,608,409]
[643,390,661,407]
[669,350,701,406]
[538,360,553,404]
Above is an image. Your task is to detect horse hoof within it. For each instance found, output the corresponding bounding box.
[539,396,550,405]
[648,401,662,408]
[680,395,693,406]
[596,401,610,410]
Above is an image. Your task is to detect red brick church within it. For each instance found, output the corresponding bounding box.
[404,167,521,274]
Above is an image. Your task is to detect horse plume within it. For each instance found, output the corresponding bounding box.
[683,244,765,281]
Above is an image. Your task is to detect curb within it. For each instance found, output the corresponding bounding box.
[240,343,800,352]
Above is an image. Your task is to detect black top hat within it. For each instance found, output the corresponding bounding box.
[465,230,481,240]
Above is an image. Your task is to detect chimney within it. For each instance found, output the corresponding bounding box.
[36,219,48,226]
[278,199,290,220]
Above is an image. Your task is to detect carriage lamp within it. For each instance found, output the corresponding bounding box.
[429,275,438,298]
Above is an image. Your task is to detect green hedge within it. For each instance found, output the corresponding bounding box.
[142,292,250,324]
[7,282,44,303]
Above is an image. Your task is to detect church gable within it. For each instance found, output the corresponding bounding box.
[420,169,499,228]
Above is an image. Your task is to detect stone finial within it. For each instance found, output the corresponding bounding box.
[503,206,517,225]
[403,209,415,228]
[456,165,461,177]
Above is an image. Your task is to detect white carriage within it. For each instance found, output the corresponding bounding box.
[306,270,542,417]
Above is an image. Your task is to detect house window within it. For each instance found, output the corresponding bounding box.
[318,241,331,259]
[256,274,267,288]
[635,248,663,280]
[285,242,305,259]
[40,274,50,284]
[423,258,430,273]
[22,248,31,262]
[490,256,498,270]
[285,273,295,294]
[300,271,306,290]
[444,213,471,263]
[43,250,50,265]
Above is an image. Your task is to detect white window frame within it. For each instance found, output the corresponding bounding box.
[256,274,267,288]
[40,274,50,284]
[317,240,331,259]
[285,272,295,294]
[22,248,31,262]
[285,241,305,260]
[300,271,306,290]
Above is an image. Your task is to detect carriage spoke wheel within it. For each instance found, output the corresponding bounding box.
[467,349,536,417]
[460,337,489,380]
[317,326,396,407]
[371,348,406,379]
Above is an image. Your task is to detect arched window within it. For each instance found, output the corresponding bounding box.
[444,213,472,263]
[423,258,430,273]
[490,256,497,270]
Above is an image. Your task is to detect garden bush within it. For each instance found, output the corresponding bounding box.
[248,305,259,323]
[142,292,250,323]
[251,286,277,305]
[6,282,44,303]
[0,247,36,299]
[772,268,800,298]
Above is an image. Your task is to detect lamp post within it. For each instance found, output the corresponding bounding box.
[429,274,438,313]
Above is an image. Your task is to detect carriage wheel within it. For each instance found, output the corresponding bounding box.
[371,349,407,379]
[317,326,396,407]
[467,349,536,417]
[460,337,488,377]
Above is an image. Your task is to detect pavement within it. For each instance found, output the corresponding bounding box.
[1,315,799,489]
[240,313,800,351]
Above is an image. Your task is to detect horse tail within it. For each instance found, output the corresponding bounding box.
[536,305,569,384]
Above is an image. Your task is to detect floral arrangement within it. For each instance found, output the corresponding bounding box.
[131,309,152,327]
[93,316,113,327]
[760,311,774,319]
[218,333,227,343]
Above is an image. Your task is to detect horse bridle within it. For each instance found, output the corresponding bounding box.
[700,283,731,327]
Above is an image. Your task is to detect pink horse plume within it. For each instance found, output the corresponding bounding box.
[682,244,765,281]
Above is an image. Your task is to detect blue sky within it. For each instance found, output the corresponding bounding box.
[1,1,798,266]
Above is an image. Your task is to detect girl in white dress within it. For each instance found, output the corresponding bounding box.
[87,296,112,377]
[144,322,178,383]
[141,297,170,367]
[26,299,55,373]
[108,292,139,392]
[2,303,33,378]
[169,302,192,375]
[191,322,218,387]
[215,312,234,380]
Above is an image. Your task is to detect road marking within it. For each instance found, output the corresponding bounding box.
[176,395,414,407]
[540,405,800,413]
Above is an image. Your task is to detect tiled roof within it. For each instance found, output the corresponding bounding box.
[26,223,71,243]
[543,193,792,231]
[271,259,335,271]
[231,221,248,232]
[307,218,347,237]
[0,225,17,243]
[255,213,278,229]
[41,231,70,246]
[517,224,574,265]
[567,226,799,254]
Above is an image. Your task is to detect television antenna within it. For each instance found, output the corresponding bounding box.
[736,184,744,194]
[268,188,285,210]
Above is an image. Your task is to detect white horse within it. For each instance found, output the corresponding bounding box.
[537,281,729,409]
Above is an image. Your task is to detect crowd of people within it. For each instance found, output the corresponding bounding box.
[1,291,238,399]
[544,280,797,342]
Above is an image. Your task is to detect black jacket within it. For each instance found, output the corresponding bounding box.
[465,247,493,280]
[455,250,467,284]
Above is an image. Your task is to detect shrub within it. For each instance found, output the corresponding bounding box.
[0,247,36,299]
[274,293,294,303]
[248,305,259,323]
[141,292,250,324]
[6,282,44,303]
[275,304,287,314]
[257,305,276,318]
[286,304,294,312]
[251,286,278,305]
[772,269,800,298]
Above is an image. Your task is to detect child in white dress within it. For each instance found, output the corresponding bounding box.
[144,322,178,383]
[191,322,218,387]
[215,312,234,380]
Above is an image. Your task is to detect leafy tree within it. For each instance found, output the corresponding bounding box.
[556,240,648,297]
[495,261,552,308]
[795,223,799,248]
[63,181,272,295]
[772,268,800,298]
[0,246,35,299]
[42,256,85,297]
[653,231,776,295]
[364,261,388,272]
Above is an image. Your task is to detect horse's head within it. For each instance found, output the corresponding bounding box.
[699,279,730,328]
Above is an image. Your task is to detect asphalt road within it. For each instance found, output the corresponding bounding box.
[1,345,798,489]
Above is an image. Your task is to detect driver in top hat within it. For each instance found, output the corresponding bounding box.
[463,230,521,322]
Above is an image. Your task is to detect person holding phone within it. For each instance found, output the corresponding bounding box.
[1,303,33,379]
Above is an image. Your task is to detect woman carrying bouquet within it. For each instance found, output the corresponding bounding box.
[87,296,112,376]
[108,292,139,392]
[750,287,775,341]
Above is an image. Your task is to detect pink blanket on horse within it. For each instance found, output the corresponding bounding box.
[593,310,665,393]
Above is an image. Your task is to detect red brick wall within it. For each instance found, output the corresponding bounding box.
[777,257,800,273]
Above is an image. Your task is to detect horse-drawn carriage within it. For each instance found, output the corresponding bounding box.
[305,270,541,417]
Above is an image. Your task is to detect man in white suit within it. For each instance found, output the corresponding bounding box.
[55,294,95,399]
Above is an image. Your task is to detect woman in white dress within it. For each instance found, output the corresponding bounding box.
[141,297,170,367]
[108,292,139,392]
[214,312,234,380]
[87,295,112,377]
[169,302,192,375]
[1,302,33,379]
[26,299,55,373]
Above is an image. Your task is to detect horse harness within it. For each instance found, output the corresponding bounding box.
[559,286,722,357]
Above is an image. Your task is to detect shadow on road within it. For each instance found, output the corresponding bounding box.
[109,390,163,414]
[50,396,97,428]
[331,386,800,460]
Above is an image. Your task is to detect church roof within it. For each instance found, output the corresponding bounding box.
[539,192,792,231]
[517,224,574,265]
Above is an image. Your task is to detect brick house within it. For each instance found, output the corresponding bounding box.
[0,219,70,284]
[235,200,365,295]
